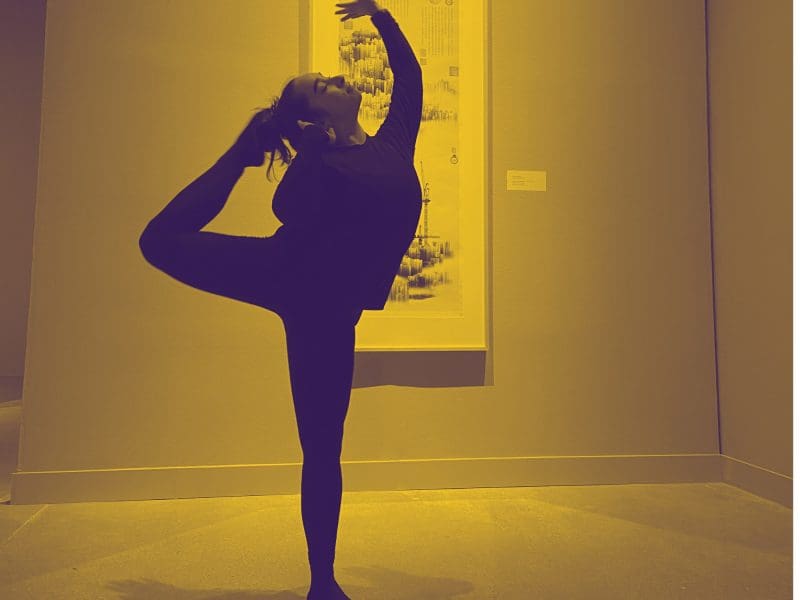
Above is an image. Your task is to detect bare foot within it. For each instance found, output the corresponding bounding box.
[307,579,351,599]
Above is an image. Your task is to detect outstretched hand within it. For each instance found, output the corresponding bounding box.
[335,0,383,21]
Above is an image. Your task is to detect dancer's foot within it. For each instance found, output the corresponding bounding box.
[230,109,272,168]
[307,578,351,600]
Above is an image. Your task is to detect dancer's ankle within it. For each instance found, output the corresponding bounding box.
[309,558,335,585]
[309,574,336,589]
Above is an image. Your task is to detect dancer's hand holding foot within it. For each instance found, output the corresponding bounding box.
[229,109,273,168]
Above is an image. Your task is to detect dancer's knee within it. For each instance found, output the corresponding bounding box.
[301,436,344,465]
[138,227,167,267]
[139,226,187,274]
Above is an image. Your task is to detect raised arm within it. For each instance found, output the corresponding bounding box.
[336,1,422,158]
[371,9,422,158]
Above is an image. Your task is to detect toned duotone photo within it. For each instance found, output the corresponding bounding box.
[0,0,791,599]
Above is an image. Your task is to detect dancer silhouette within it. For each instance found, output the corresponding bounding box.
[138,1,422,598]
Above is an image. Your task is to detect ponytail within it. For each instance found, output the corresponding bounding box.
[255,78,326,181]
[253,97,293,182]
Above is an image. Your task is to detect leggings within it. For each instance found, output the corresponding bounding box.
[139,150,361,583]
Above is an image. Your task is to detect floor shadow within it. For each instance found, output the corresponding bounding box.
[106,565,474,599]
[340,564,474,598]
[106,578,305,600]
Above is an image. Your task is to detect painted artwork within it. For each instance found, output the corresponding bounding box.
[308,0,486,349]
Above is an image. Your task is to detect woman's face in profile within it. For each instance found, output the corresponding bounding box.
[292,72,362,123]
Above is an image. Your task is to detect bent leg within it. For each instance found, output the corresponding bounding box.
[140,228,290,312]
[138,150,292,312]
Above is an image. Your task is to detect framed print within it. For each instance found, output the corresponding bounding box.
[304,0,488,350]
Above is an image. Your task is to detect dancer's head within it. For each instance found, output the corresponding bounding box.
[292,72,363,126]
[256,72,363,181]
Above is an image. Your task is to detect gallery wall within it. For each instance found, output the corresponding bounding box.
[0,0,45,398]
[15,0,723,499]
[706,0,792,478]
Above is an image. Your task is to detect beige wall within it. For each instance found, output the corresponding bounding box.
[707,0,792,477]
[17,0,719,487]
[0,0,45,382]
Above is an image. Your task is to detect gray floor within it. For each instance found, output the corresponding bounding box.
[0,401,792,599]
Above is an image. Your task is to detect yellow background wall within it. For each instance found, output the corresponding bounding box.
[0,0,45,397]
[11,0,784,502]
[707,0,792,478]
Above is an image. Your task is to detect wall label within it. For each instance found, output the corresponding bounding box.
[506,170,547,192]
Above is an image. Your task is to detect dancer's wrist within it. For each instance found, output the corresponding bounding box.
[218,146,248,174]
[366,0,385,16]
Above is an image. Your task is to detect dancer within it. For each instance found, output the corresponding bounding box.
[138,1,422,598]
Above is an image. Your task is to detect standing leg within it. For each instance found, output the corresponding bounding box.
[283,308,361,599]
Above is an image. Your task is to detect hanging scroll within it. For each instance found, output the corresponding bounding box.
[306,0,487,349]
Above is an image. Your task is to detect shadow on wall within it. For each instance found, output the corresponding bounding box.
[0,377,22,403]
[353,350,489,388]
[0,401,21,501]
[0,353,490,394]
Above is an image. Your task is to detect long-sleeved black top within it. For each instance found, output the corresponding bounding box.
[271,9,423,311]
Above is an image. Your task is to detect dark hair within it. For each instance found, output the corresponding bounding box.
[255,78,325,182]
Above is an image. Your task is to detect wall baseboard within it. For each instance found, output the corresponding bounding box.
[10,453,725,505]
[720,453,792,508]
